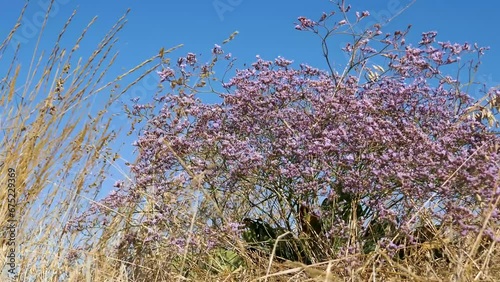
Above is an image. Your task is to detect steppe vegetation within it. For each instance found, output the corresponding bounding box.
[1,1,499,281]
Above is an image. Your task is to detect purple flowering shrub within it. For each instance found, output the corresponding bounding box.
[67,2,499,267]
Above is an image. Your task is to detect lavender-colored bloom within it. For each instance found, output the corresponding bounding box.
[186,52,197,65]
[212,44,223,55]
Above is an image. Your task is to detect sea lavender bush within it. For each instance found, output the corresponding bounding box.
[67,1,500,272]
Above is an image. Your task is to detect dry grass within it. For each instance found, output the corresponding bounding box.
[0,1,160,281]
[0,2,499,281]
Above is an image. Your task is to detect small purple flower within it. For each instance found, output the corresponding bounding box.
[212,44,223,55]
[186,53,197,65]
[66,247,83,264]
[297,16,316,28]
[356,11,370,21]
[275,56,293,67]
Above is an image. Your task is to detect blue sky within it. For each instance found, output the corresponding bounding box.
[1,0,499,200]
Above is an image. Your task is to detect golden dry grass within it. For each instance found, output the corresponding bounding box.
[0,1,161,280]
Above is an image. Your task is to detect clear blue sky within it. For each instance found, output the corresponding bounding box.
[1,0,499,200]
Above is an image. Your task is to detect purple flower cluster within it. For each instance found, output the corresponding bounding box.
[130,31,499,245]
[68,5,500,258]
